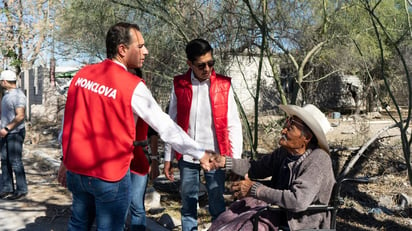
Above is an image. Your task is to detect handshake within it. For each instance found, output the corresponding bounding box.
[163,150,227,182]
[201,151,253,199]
[200,151,226,171]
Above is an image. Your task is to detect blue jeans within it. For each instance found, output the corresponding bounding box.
[1,129,27,194]
[129,172,148,231]
[179,160,226,231]
[66,170,132,231]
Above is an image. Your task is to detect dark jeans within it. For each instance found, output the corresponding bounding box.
[129,172,148,231]
[1,128,27,194]
[66,170,132,231]
[179,160,226,231]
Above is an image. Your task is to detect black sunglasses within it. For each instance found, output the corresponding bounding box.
[194,60,215,70]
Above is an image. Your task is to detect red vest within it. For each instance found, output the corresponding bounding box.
[173,69,232,160]
[62,59,148,181]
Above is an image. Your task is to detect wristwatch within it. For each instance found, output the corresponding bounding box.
[4,127,9,132]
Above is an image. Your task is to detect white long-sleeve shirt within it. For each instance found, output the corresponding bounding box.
[164,71,243,163]
[113,61,205,160]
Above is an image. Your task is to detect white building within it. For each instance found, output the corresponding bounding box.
[225,55,278,115]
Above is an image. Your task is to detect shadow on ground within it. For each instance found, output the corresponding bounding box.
[336,208,412,231]
[22,204,71,231]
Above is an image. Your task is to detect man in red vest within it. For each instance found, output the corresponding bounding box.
[57,23,214,231]
[163,39,243,231]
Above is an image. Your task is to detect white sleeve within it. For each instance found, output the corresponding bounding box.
[163,87,177,161]
[228,87,243,159]
[131,82,204,160]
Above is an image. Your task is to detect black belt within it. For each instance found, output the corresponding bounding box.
[133,140,148,147]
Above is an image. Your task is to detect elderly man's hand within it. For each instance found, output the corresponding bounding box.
[231,174,254,199]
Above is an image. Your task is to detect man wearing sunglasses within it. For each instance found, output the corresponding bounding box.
[209,104,335,230]
[164,38,243,231]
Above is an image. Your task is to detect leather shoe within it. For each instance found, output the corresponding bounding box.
[7,192,27,200]
[0,192,13,199]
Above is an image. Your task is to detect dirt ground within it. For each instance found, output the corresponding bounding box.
[22,113,412,230]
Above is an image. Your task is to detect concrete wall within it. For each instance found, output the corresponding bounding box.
[21,66,45,120]
[225,55,278,115]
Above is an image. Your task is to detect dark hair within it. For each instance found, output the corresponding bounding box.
[106,22,140,59]
[185,38,213,62]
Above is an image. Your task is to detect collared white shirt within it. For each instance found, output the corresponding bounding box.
[164,70,243,163]
[114,61,205,160]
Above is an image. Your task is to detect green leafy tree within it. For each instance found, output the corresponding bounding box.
[358,0,412,184]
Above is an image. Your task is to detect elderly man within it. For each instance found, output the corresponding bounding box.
[210,104,335,230]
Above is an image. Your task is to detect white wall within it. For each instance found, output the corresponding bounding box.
[225,55,277,115]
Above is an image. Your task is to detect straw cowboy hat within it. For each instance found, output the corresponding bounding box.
[279,104,332,153]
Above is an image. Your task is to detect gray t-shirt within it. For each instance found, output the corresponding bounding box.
[1,88,26,133]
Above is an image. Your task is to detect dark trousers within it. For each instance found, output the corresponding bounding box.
[1,128,27,194]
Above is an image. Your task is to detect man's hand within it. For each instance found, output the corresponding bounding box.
[210,154,226,169]
[0,128,8,138]
[231,174,254,199]
[200,150,218,171]
[163,161,174,181]
[57,162,68,187]
[199,153,211,171]
[149,160,160,181]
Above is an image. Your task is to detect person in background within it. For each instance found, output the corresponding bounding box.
[57,22,214,231]
[127,68,160,231]
[0,70,27,201]
[209,104,335,230]
[163,38,243,231]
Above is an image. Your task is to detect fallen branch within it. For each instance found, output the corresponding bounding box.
[337,122,399,181]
